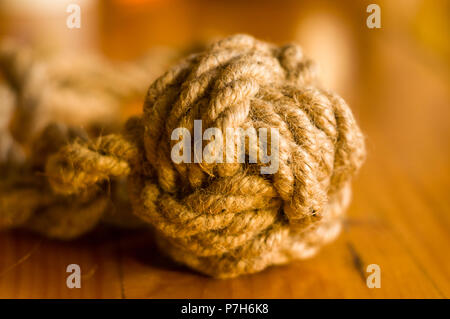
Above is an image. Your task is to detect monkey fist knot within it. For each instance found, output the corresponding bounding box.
[48,34,365,278]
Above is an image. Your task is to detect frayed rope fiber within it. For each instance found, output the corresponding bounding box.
[21,34,365,278]
[0,39,180,237]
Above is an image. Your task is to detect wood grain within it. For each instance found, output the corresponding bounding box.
[0,0,448,298]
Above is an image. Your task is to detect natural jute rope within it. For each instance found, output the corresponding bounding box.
[0,40,178,237]
[43,34,365,278]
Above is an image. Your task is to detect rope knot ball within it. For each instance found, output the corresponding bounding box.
[47,34,365,278]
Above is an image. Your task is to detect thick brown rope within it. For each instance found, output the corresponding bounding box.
[0,40,175,238]
[46,34,365,278]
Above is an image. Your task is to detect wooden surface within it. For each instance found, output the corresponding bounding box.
[0,0,449,298]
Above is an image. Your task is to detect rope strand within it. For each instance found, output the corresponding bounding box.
[45,34,365,278]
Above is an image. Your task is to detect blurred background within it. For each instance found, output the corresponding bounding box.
[0,0,448,298]
[0,0,448,130]
[1,0,448,145]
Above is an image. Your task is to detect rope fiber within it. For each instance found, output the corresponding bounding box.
[1,35,365,278]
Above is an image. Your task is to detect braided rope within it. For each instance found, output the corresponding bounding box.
[46,35,365,278]
[0,40,176,238]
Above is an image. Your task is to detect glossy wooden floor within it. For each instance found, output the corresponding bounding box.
[0,0,448,298]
